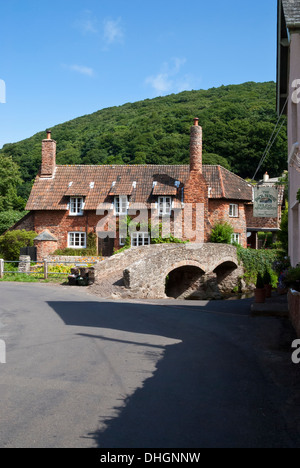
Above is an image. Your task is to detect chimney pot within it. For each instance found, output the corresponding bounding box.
[193,118,199,126]
[263,172,269,182]
[47,130,51,140]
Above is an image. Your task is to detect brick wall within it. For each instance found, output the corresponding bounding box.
[34,239,58,260]
[34,210,95,249]
[30,197,255,258]
[9,212,35,232]
[245,204,281,230]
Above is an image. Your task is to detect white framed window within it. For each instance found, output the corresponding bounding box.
[131,232,150,247]
[229,203,239,218]
[68,232,86,248]
[69,197,84,216]
[158,196,172,215]
[114,196,128,215]
[231,233,240,244]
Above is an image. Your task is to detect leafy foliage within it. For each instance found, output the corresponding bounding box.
[236,245,279,286]
[278,203,288,253]
[0,155,26,211]
[210,221,234,244]
[0,211,28,235]
[0,82,287,203]
[0,230,36,261]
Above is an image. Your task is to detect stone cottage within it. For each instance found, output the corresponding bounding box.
[15,119,283,261]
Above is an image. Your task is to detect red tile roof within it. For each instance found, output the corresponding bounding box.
[26,164,253,211]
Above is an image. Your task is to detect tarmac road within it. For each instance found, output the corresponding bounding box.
[0,282,300,448]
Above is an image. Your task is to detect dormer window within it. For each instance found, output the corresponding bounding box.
[69,197,84,216]
[158,196,172,216]
[114,195,128,215]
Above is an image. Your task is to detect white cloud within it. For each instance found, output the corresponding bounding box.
[145,74,172,94]
[65,64,94,77]
[103,18,124,45]
[74,10,98,34]
[145,58,190,96]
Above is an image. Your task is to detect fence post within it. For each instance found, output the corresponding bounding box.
[44,259,48,280]
[0,259,4,279]
[19,255,31,274]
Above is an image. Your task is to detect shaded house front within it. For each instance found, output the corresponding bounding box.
[277,0,300,267]
[18,120,279,261]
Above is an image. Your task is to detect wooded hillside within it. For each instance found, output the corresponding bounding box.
[0,81,287,207]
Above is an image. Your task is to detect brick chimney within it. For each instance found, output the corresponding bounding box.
[40,130,56,178]
[190,118,202,173]
[183,119,208,243]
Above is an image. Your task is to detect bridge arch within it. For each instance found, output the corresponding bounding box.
[212,257,240,294]
[164,260,206,299]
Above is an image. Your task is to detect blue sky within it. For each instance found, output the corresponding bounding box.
[0,0,277,149]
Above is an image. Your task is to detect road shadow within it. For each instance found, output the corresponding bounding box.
[47,298,300,448]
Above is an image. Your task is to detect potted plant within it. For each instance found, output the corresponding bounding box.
[254,272,266,303]
[263,270,272,298]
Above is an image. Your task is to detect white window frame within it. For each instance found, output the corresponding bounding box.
[131,232,150,247]
[158,196,172,216]
[68,232,86,249]
[69,197,84,216]
[114,195,128,215]
[229,203,239,218]
[231,233,240,244]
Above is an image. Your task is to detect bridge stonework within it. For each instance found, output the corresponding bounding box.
[93,243,243,300]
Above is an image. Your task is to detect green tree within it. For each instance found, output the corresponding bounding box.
[202,153,231,170]
[0,230,36,261]
[0,155,25,211]
[0,211,28,235]
[0,81,288,202]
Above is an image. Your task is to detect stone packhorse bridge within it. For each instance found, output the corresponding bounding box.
[91,243,243,300]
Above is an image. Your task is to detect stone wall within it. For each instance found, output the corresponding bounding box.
[46,255,102,264]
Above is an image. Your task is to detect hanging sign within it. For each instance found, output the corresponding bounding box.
[253,186,278,218]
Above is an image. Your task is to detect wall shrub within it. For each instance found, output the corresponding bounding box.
[210,221,234,244]
[0,230,36,261]
[237,246,280,287]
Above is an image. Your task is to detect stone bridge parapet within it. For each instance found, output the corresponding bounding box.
[93,243,243,300]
